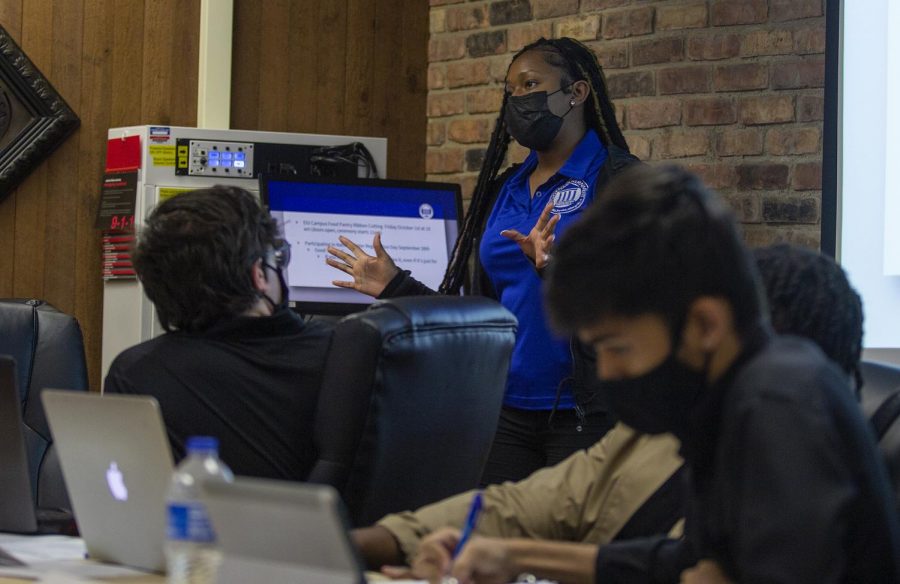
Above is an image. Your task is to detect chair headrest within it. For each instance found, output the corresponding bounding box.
[340,296,517,338]
[861,360,900,418]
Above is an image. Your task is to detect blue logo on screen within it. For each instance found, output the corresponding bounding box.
[419,203,435,219]
[551,179,589,215]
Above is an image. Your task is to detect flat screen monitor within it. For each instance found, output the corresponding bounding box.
[261,174,462,315]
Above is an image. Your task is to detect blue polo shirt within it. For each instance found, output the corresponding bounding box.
[480,130,608,410]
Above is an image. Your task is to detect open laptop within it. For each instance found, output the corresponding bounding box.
[41,390,174,572]
[0,355,39,534]
[201,477,365,584]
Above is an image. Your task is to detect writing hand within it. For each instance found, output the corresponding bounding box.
[379,565,416,580]
[680,560,735,584]
[501,199,560,271]
[326,233,400,298]
[448,536,515,584]
[408,528,460,584]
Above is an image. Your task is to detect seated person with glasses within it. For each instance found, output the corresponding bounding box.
[105,185,333,482]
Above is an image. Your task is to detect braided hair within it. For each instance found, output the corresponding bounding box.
[753,243,864,389]
[438,37,628,294]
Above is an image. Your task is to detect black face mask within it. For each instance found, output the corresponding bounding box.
[261,263,289,313]
[504,85,575,151]
[603,327,709,435]
[259,241,291,313]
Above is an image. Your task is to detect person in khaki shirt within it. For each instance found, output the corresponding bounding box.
[353,424,683,569]
[352,242,871,584]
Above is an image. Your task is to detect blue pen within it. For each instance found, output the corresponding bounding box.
[452,491,484,558]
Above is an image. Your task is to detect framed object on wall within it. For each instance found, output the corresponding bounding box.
[0,25,80,201]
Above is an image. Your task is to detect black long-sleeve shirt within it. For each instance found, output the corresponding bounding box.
[105,309,332,481]
[596,329,900,583]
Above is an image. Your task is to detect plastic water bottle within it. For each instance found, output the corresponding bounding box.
[165,436,233,584]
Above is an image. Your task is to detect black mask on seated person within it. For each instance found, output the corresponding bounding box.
[259,241,291,313]
[504,84,575,151]
[260,263,289,313]
[603,322,709,436]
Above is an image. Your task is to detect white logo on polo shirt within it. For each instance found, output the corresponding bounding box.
[550,179,589,214]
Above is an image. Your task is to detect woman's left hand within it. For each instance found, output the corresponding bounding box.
[326,233,399,298]
[501,199,560,271]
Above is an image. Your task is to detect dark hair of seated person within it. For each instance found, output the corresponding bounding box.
[754,243,864,390]
[133,185,280,333]
[546,163,764,338]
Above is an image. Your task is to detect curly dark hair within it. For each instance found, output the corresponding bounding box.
[133,185,279,333]
[439,37,628,294]
[546,164,764,338]
[754,243,864,385]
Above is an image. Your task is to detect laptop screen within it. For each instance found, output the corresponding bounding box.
[41,391,174,572]
[201,477,363,584]
[261,175,462,315]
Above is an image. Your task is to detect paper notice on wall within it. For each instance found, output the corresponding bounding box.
[95,171,137,230]
[158,187,195,203]
[105,135,141,172]
[149,145,176,167]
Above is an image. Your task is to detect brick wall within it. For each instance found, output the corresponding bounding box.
[426,0,826,247]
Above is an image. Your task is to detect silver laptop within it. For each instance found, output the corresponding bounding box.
[0,355,38,534]
[201,477,364,584]
[41,390,174,572]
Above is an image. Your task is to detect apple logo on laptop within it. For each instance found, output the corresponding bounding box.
[105,462,129,501]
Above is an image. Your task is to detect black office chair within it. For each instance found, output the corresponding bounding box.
[860,360,900,506]
[0,299,89,513]
[307,296,517,526]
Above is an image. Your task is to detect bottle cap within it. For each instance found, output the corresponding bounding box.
[186,436,219,455]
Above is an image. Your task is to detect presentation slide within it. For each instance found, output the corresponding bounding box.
[840,0,900,351]
[282,211,449,291]
[264,179,459,310]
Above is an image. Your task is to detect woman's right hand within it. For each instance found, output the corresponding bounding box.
[326,233,400,298]
[500,199,560,271]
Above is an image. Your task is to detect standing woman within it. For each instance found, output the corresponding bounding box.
[327,38,638,485]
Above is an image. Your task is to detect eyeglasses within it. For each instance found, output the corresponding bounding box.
[266,241,291,269]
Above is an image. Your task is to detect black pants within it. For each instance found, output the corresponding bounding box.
[479,405,616,486]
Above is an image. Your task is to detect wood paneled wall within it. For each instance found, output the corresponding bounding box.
[0,0,429,389]
[0,0,201,390]
[231,0,428,181]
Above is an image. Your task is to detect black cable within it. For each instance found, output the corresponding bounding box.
[309,142,378,178]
